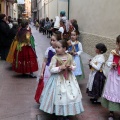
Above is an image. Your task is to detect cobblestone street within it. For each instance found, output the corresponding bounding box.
[0,24,120,120]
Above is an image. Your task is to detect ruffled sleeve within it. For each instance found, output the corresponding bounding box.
[49,56,61,73]
[44,47,49,58]
[90,55,105,70]
[106,53,113,67]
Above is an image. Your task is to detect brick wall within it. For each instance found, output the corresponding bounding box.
[80,32,116,59]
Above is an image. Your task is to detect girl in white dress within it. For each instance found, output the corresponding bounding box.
[86,43,107,104]
[39,40,84,120]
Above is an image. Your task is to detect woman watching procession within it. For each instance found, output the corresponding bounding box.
[0,14,10,60]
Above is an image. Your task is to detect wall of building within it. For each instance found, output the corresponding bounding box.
[70,0,120,57]
[38,0,68,20]
[0,1,4,14]
[25,0,31,18]
[0,1,18,19]
[13,3,18,19]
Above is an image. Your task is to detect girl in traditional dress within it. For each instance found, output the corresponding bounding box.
[12,21,38,78]
[34,33,61,103]
[86,43,107,104]
[39,40,84,120]
[67,30,84,81]
[6,22,35,64]
[102,35,120,120]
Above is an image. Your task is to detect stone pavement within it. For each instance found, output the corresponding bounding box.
[0,24,120,120]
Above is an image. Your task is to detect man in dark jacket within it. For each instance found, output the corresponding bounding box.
[0,14,10,60]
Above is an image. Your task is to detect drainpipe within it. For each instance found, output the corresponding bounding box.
[68,0,70,20]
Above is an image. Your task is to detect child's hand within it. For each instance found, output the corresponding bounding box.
[68,51,73,55]
[59,65,66,70]
[68,51,72,54]
[112,62,117,68]
[66,65,72,71]
[73,52,77,56]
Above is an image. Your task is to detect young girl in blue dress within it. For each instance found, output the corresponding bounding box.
[67,30,84,81]
[39,40,84,120]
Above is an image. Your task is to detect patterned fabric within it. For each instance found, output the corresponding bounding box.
[40,75,84,116]
[12,46,38,73]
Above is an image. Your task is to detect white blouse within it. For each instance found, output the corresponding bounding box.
[44,46,56,58]
[71,41,83,56]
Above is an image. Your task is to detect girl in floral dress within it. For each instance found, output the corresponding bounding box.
[39,40,84,120]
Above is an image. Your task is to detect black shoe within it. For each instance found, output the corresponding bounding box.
[108,112,114,120]
[90,98,96,102]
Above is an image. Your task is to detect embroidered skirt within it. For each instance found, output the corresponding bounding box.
[40,74,84,116]
[12,46,38,73]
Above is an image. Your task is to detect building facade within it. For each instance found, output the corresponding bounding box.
[31,0,68,21]
[69,0,120,57]
[25,0,31,18]
[0,0,18,19]
[36,0,120,57]
[31,0,37,21]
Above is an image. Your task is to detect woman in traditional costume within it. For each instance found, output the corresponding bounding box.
[12,21,38,78]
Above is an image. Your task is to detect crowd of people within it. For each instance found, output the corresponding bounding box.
[0,11,120,120]
[34,11,79,41]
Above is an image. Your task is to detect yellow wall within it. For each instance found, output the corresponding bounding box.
[0,1,6,14]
